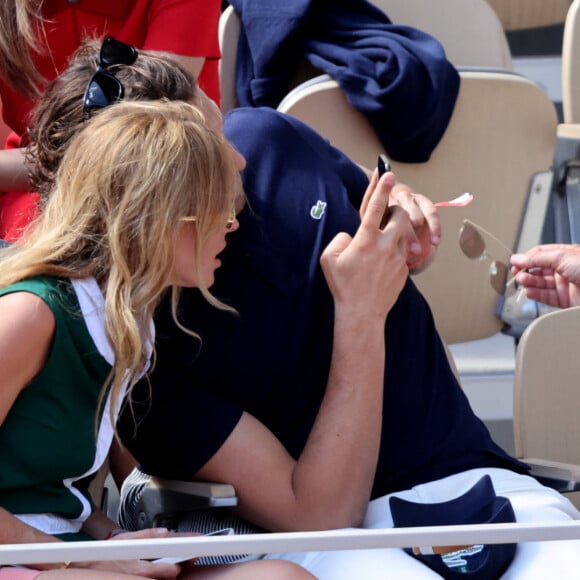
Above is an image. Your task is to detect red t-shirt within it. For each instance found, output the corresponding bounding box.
[1,0,221,134]
[0,0,221,240]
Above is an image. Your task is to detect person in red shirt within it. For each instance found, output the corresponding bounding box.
[0,0,222,241]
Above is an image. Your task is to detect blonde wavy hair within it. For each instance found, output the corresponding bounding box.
[0,99,242,424]
[0,0,45,97]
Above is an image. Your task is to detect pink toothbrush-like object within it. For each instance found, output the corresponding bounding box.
[434,192,474,207]
[406,192,474,270]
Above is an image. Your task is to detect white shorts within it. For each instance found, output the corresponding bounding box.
[261,468,580,579]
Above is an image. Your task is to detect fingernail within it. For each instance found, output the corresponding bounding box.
[381,173,395,187]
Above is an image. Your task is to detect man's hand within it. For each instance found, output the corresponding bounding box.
[359,170,441,273]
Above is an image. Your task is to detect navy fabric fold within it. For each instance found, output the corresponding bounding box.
[229,0,460,162]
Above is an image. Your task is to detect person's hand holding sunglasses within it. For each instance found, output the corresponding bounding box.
[510,244,580,308]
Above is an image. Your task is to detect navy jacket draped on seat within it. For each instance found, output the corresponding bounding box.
[229,0,460,162]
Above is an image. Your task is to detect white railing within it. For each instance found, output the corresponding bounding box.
[3,521,580,565]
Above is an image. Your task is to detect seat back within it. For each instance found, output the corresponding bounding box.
[513,306,580,464]
[218,5,241,113]
[562,0,580,123]
[278,71,558,344]
[486,0,570,31]
[371,0,512,69]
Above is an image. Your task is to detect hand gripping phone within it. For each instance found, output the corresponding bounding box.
[377,153,391,178]
[377,154,392,228]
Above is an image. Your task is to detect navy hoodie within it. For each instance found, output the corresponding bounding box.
[229,0,460,162]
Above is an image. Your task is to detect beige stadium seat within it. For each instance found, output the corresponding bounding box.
[562,0,580,124]
[278,70,558,345]
[546,0,580,245]
[218,4,241,113]
[486,0,571,31]
[371,0,512,69]
[513,306,580,501]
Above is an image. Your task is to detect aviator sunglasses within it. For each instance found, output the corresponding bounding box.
[83,37,138,112]
[459,219,517,297]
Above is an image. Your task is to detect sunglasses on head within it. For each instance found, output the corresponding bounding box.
[458,219,517,297]
[83,37,138,112]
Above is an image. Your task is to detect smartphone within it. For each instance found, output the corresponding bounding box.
[152,528,235,564]
[377,154,391,177]
[377,154,392,228]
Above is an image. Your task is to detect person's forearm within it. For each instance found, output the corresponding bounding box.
[0,507,60,544]
[263,181,402,531]
[288,310,385,529]
[0,507,71,570]
[0,148,32,192]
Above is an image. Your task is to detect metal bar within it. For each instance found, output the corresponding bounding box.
[3,521,580,565]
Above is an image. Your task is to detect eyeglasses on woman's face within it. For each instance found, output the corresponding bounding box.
[180,204,238,230]
[83,37,138,112]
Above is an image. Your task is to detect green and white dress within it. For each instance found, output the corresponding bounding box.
[0,276,153,539]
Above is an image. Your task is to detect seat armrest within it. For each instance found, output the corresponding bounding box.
[132,477,238,529]
[150,477,238,506]
[524,458,580,492]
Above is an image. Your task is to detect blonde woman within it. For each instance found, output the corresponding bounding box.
[0,100,313,580]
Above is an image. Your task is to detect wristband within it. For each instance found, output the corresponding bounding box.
[60,561,72,569]
[104,528,126,540]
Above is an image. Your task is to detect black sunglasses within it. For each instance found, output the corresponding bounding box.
[83,37,138,112]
